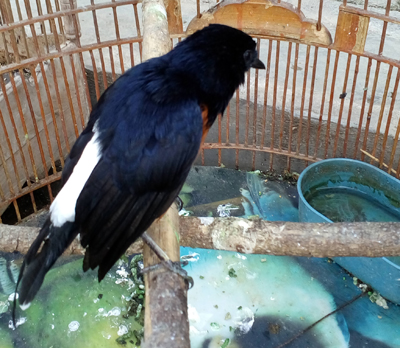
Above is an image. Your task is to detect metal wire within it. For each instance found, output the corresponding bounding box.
[0,0,399,223]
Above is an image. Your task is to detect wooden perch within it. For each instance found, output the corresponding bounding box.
[142,0,172,60]
[179,217,400,257]
[143,204,189,348]
[2,217,400,257]
[360,149,397,175]
[141,1,189,347]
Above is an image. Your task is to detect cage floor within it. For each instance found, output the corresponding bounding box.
[0,166,399,348]
[182,166,400,348]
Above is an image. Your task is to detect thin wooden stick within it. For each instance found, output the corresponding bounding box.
[140,1,189,347]
[143,204,189,348]
[2,217,400,257]
[360,149,397,175]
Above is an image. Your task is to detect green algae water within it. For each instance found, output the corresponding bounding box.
[306,186,400,273]
[305,187,400,223]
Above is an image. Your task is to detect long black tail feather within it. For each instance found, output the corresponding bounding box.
[12,219,77,326]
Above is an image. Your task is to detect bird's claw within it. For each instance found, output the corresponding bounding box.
[141,232,193,288]
[165,260,193,289]
[175,196,184,211]
[141,260,194,289]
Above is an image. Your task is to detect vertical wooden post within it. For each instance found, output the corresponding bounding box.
[164,0,183,35]
[142,0,171,59]
[143,204,190,348]
[0,0,14,24]
[333,6,369,54]
[141,1,190,347]
[60,0,81,40]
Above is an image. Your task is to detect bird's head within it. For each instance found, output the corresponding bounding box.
[170,24,265,101]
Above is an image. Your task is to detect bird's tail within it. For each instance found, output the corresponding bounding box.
[12,218,77,324]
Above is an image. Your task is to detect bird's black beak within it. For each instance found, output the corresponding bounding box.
[251,58,265,69]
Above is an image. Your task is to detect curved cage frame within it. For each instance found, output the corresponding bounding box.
[0,0,399,224]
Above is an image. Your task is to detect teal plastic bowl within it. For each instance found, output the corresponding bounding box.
[297,158,400,304]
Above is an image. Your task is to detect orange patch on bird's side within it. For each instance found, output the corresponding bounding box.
[157,212,167,221]
[200,104,213,146]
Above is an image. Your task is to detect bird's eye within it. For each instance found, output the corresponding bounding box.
[243,50,253,64]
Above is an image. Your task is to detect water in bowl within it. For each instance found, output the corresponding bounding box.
[305,186,400,223]
[306,186,400,269]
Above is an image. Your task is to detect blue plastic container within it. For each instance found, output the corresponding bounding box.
[297,158,400,304]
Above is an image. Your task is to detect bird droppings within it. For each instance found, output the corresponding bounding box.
[210,322,221,330]
[8,292,17,302]
[234,307,255,334]
[116,254,145,345]
[179,208,192,216]
[0,258,16,295]
[237,220,250,232]
[9,317,26,330]
[0,301,8,314]
[117,325,129,336]
[68,321,80,332]
[199,217,214,225]
[181,252,200,263]
[116,267,129,278]
[217,203,239,217]
[235,253,247,260]
[220,338,230,348]
[102,332,112,340]
[107,307,121,317]
[188,304,200,323]
[369,292,389,310]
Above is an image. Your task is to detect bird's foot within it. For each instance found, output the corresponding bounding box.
[175,196,184,211]
[141,232,194,289]
[141,260,193,289]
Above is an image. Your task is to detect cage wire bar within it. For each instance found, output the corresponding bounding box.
[0,0,400,345]
[0,0,400,222]
[0,0,399,222]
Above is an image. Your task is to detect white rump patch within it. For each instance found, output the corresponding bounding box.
[50,126,102,227]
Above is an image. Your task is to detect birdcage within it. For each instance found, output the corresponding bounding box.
[0,0,399,223]
[0,0,400,346]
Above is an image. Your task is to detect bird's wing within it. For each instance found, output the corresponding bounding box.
[71,97,203,280]
[15,64,204,308]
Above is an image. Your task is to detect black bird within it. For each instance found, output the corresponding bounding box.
[14,24,265,313]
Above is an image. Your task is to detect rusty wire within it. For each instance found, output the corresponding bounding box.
[0,0,400,223]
